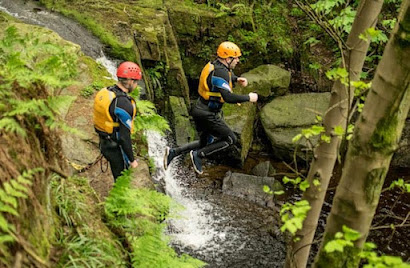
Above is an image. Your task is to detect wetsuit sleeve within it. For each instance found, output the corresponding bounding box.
[112,97,135,162]
[231,71,238,83]
[219,89,250,103]
[211,68,250,104]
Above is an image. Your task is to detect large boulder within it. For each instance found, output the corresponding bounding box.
[241,65,290,97]
[223,172,284,207]
[168,96,196,146]
[222,102,257,166]
[260,93,330,161]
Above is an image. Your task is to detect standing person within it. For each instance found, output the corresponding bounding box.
[164,41,258,174]
[93,61,141,180]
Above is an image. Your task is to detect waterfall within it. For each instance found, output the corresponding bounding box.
[146,131,225,250]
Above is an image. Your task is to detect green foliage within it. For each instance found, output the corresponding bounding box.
[282,176,310,192]
[360,242,410,268]
[133,99,170,135]
[388,178,410,193]
[326,67,349,85]
[324,226,410,267]
[0,26,80,137]
[0,168,43,266]
[52,176,126,267]
[263,185,284,196]
[292,125,326,143]
[280,200,311,235]
[324,225,361,253]
[359,27,389,44]
[104,169,205,267]
[80,81,103,98]
[146,63,166,99]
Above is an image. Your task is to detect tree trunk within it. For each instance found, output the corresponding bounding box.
[314,1,410,266]
[285,0,384,267]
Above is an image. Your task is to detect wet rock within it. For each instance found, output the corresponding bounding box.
[241,64,291,97]
[260,92,330,162]
[251,161,276,177]
[222,171,284,208]
[168,96,196,146]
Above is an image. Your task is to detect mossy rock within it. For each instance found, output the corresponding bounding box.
[260,93,330,161]
[169,96,196,146]
[223,102,257,165]
[242,65,291,97]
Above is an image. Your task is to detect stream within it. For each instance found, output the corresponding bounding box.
[0,1,286,266]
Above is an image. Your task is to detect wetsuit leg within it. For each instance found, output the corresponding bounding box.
[194,112,237,157]
[100,138,127,180]
[174,140,202,156]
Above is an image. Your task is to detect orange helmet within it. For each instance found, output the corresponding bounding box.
[217,41,241,58]
[116,61,142,80]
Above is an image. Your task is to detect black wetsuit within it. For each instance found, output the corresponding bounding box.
[174,60,250,157]
[98,85,135,180]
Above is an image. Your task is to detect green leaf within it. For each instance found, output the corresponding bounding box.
[0,201,18,216]
[3,182,27,198]
[313,179,321,187]
[0,189,17,208]
[321,134,331,143]
[325,240,345,253]
[274,190,285,196]
[292,134,302,143]
[0,234,14,244]
[299,180,310,192]
[334,125,345,137]
[263,185,273,194]
[0,214,10,232]
[342,225,361,241]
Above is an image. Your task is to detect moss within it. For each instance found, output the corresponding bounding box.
[370,115,398,153]
[364,168,386,205]
[80,55,115,86]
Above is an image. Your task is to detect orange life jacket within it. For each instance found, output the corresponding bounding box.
[93,87,136,134]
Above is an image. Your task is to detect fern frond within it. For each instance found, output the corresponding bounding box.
[0,118,27,137]
[0,189,17,209]
[3,182,27,199]
[0,201,18,216]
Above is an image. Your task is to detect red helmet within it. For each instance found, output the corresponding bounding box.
[116,61,142,80]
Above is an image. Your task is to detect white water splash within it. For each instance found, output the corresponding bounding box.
[96,54,119,80]
[147,131,224,250]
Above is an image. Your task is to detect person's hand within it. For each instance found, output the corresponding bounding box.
[130,160,138,168]
[237,77,248,87]
[248,92,258,103]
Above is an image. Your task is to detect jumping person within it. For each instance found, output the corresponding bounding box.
[164,41,258,174]
[93,61,141,180]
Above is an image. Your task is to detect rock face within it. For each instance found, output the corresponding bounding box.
[260,92,330,161]
[223,172,284,208]
[168,96,196,146]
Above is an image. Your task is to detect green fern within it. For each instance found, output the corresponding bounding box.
[0,168,43,266]
[133,100,170,135]
[104,170,205,267]
[0,26,81,138]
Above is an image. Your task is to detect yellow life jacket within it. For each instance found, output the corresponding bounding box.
[198,62,233,104]
[93,87,137,134]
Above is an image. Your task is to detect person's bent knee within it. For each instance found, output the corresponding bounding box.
[225,134,237,145]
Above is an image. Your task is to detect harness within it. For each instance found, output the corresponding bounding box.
[93,86,136,136]
[198,61,233,110]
